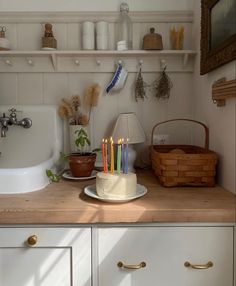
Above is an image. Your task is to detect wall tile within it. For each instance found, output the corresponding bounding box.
[0,74,17,105]
[18,73,43,104]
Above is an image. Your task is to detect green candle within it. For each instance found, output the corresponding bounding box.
[117,139,121,174]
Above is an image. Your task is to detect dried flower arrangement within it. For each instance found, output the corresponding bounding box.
[58,83,101,125]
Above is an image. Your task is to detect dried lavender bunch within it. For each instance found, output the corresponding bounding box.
[153,67,173,99]
[135,67,148,101]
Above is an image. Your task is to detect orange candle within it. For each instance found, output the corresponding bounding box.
[110,137,114,174]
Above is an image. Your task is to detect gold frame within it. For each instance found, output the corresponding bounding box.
[200,0,236,75]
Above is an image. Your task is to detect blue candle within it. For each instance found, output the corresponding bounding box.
[117,139,121,174]
[125,138,129,174]
[122,138,125,173]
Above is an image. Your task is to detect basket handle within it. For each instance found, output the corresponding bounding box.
[151,119,209,150]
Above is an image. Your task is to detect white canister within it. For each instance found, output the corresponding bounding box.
[96,21,108,50]
[82,21,95,35]
[82,21,95,50]
[82,34,95,50]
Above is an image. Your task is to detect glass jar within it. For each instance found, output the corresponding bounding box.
[117,3,132,50]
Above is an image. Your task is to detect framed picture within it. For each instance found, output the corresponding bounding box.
[200,0,236,75]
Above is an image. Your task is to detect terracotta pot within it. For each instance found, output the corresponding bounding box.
[69,152,96,177]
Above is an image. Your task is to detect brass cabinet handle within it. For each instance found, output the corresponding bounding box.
[27,235,38,246]
[184,261,213,270]
[117,261,146,270]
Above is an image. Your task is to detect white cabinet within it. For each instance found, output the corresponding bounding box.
[0,227,91,286]
[97,226,234,286]
[0,225,234,286]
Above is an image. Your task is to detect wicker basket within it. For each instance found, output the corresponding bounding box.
[150,119,217,187]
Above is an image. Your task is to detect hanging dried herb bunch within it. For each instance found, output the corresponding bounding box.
[153,66,173,99]
[135,66,148,101]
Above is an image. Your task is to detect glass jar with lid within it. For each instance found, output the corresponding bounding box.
[117,3,133,50]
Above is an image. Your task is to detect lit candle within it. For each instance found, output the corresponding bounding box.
[117,139,121,174]
[110,137,114,174]
[104,139,108,173]
[102,139,105,173]
[121,138,125,173]
[125,138,129,174]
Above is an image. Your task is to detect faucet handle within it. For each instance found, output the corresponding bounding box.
[8,108,22,117]
[9,107,22,113]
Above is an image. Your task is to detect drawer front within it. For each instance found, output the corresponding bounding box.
[98,227,233,286]
[0,227,91,286]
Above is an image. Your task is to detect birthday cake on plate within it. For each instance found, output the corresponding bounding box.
[96,172,137,199]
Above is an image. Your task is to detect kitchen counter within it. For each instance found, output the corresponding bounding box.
[0,170,235,224]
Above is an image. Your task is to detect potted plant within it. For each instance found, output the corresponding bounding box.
[58,84,101,152]
[68,128,97,177]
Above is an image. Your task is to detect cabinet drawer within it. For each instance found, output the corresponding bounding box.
[0,227,91,286]
[98,227,233,286]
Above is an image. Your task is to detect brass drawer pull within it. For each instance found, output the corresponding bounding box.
[27,235,38,246]
[184,261,213,270]
[117,261,146,270]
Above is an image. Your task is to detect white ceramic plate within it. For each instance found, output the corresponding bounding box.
[84,184,147,203]
[62,170,98,180]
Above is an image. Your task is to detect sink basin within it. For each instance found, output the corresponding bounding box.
[0,105,63,194]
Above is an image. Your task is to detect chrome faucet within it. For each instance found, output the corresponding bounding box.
[0,108,32,138]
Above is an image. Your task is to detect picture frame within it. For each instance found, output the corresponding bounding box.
[200,0,236,75]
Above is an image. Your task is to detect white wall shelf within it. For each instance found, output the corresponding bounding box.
[0,50,197,73]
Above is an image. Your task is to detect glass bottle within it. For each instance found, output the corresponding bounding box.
[117,3,133,50]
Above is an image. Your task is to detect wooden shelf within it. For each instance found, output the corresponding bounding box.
[0,50,197,73]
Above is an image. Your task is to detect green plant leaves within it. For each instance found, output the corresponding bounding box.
[46,169,60,183]
[74,128,91,152]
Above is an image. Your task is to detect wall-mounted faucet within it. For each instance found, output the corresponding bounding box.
[0,108,32,137]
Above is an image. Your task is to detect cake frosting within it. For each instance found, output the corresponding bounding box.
[96,172,137,199]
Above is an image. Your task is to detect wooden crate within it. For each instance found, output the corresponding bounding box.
[150,119,218,187]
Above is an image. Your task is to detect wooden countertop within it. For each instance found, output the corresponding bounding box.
[0,170,235,224]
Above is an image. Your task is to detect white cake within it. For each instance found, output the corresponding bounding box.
[96,172,137,199]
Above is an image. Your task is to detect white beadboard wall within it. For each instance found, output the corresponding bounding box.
[0,11,194,157]
[0,0,194,12]
[192,2,236,194]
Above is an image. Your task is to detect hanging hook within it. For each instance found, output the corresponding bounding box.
[160,59,167,71]
[138,59,143,70]
[5,59,13,66]
[74,59,80,66]
[96,59,101,66]
[26,59,34,66]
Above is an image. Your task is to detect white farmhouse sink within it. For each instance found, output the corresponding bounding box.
[0,105,63,194]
